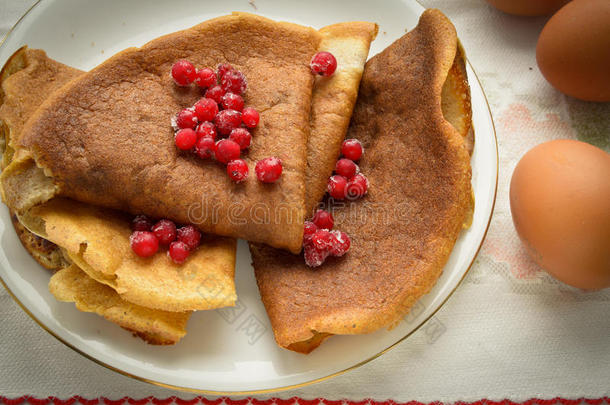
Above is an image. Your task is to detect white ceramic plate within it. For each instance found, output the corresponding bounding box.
[0,0,498,394]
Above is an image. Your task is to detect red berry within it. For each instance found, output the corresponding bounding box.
[217,63,234,79]
[195,136,216,159]
[177,225,201,250]
[346,173,369,199]
[255,157,283,183]
[194,67,216,89]
[214,109,242,135]
[174,128,197,150]
[329,230,350,257]
[130,231,159,258]
[304,243,329,268]
[310,51,337,77]
[227,159,249,183]
[327,174,347,200]
[175,107,198,130]
[215,139,241,164]
[311,229,333,250]
[241,107,260,128]
[229,128,251,150]
[220,69,247,94]
[168,241,190,264]
[335,158,358,179]
[151,219,177,245]
[171,60,196,86]
[194,98,218,122]
[221,92,244,111]
[205,85,225,104]
[303,220,318,245]
[195,121,217,140]
[132,215,153,231]
[341,139,363,161]
[312,210,334,230]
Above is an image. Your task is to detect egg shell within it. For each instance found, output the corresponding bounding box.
[485,0,570,16]
[536,0,610,101]
[510,140,610,290]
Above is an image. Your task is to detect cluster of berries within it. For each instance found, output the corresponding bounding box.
[170,60,282,183]
[302,210,351,267]
[130,215,201,265]
[327,139,368,200]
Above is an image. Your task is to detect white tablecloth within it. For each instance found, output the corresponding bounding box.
[1,0,609,402]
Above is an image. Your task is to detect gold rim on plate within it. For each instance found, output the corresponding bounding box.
[0,0,499,395]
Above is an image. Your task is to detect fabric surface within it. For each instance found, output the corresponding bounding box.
[1,0,608,402]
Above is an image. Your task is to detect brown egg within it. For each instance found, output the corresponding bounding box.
[510,140,610,290]
[536,0,610,101]
[485,0,570,16]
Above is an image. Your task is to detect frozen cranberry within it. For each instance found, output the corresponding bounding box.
[151,219,177,245]
[194,98,219,122]
[346,173,369,199]
[220,70,247,94]
[130,231,159,258]
[195,136,216,159]
[329,230,350,257]
[310,51,337,77]
[335,158,358,179]
[303,220,318,245]
[221,92,244,111]
[194,67,216,89]
[341,139,363,161]
[255,157,283,183]
[311,229,333,251]
[175,107,198,129]
[217,63,234,79]
[241,107,260,128]
[229,128,251,150]
[132,215,153,231]
[312,210,334,230]
[215,139,241,164]
[168,241,190,264]
[195,121,217,140]
[214,109,242,135]
[327,174,347,200]
[205,85,225,104]
[304,243,329,268]
[177,225,201,249]
[227,159,249,183]
[174,128,197,150]
[171,60,196,86]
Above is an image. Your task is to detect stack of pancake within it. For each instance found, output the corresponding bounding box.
[0,9,473,352]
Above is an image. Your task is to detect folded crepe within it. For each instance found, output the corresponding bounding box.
[50,265,190,345]
[251,9,475,353]
[0,47,229,343]
[2,12,323,254]
[305,22,379,214]
[0,47,237,312]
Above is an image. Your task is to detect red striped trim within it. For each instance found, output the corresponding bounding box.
[0,397,608,405]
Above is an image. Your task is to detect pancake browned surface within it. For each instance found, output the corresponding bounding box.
[5,12,322,253]
[251,9,474,353]
[50,265,190,345]
[0,47,81,167]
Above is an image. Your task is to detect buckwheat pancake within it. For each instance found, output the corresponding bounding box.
[0,47,235,315]
[305,21,378,214]
[251,9,474,353]
[4,12,323,254]
[50,265,189,345]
